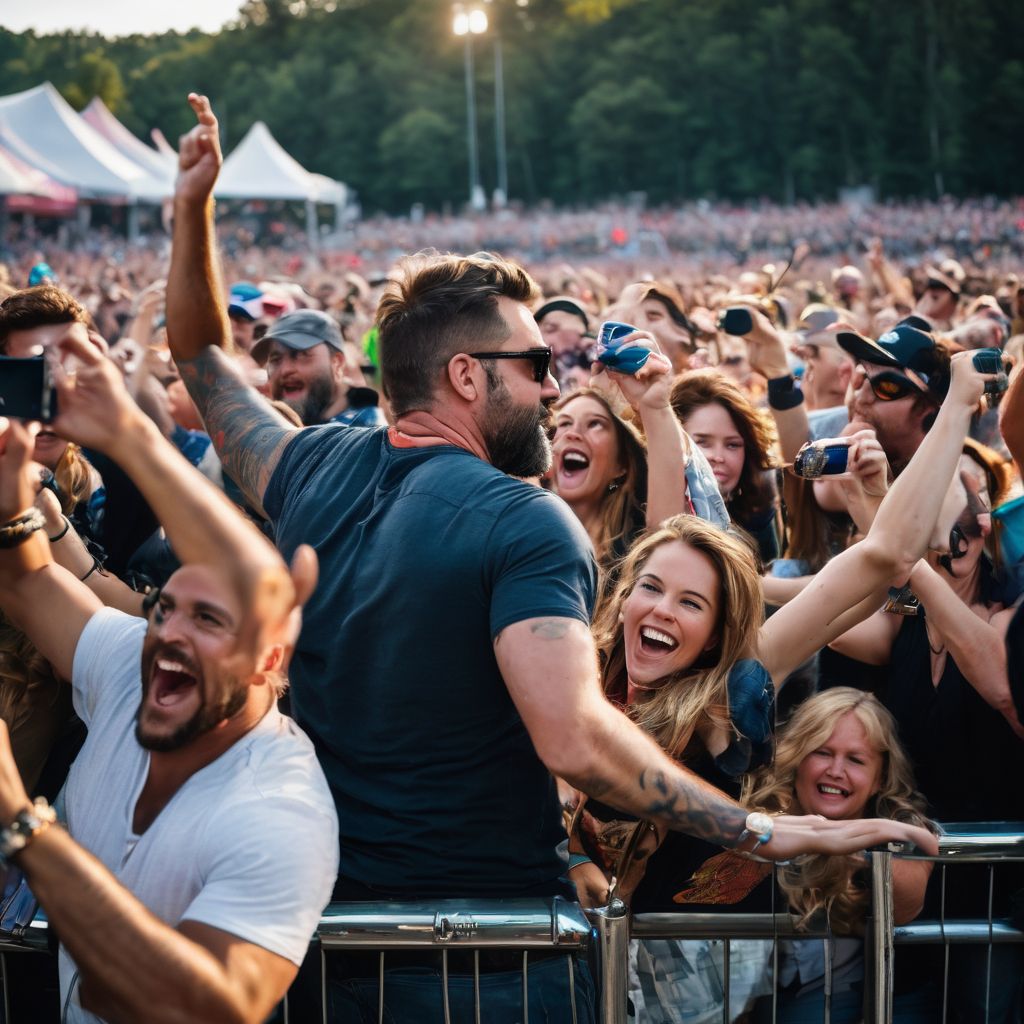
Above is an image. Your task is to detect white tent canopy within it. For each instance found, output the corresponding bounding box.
[81,96,176,186]
[0,83,169,201]
[0,141,76,202]
[216,121,344,203]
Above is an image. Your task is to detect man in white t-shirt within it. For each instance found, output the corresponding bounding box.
[0,324,337,1022]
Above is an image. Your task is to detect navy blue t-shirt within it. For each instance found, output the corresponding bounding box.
[265,426,597,896]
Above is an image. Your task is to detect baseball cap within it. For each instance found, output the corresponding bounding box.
[533,296,591,335]
[794,304,841,348]
[251,309,344,366]
[923,259,965,297]
[228,282,264,321]
[837,321,949,399]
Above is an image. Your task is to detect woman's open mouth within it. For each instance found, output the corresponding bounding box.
[558,449,590,484]
[639,625,678,654]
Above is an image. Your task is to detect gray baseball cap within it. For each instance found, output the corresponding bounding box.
[251,309,344,365]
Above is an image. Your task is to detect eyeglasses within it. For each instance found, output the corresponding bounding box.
[469,348,552,383]
[854,363,921,402]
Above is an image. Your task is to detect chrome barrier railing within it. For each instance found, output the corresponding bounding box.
[1,825,1021,1024]
[870,822,1024,1024]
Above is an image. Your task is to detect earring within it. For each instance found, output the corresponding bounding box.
[607,481,619,493]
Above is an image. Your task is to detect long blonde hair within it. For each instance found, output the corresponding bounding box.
[593,515,763,759]
[743,688,933,932]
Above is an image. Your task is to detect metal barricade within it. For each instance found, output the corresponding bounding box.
[315,897,592,1024]
[871,822,1024,1024]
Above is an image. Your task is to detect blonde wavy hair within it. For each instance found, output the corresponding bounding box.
[743,688,933,933]
[593,515,763,758]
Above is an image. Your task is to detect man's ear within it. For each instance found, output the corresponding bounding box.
[447,353,483,402]
[260,643,286,675]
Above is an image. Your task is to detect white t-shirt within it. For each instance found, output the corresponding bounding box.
[59,607,339,1023]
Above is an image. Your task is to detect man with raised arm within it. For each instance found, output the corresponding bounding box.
[0,331,337,1023]
[167,94,961,1019]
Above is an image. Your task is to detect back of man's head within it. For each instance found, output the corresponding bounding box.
[376,251,539,417]
[0,285,92,354]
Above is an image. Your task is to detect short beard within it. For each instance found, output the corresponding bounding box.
[480,369,552,478]
[136,641,249,753]
[273,372,336,426]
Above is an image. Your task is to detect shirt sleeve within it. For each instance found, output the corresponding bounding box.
[182,792,339,965]
[263,424,359,523]
[487,487,598,638]
[70,607,148,726]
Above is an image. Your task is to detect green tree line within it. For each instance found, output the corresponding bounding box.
[1,0,1022,213]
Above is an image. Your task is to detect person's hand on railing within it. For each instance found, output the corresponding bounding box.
[568,861,610,910]
[758,815,939,860]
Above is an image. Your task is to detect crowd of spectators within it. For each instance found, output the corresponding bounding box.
[0,94,1022,1023]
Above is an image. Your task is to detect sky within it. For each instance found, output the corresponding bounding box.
[1,1,247,37]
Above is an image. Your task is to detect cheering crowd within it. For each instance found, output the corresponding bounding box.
[0,93,1022,1024]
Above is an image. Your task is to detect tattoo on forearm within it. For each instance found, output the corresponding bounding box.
[530,620,571,640]
[178,349,294,506]
[640,770,747,846]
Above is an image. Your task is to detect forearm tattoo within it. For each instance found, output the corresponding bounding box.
[639,769,747,846]
[177,348,295,508]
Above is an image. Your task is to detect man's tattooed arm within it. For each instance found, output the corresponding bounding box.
[177,347,298,517]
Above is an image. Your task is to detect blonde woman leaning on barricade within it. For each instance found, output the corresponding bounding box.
[743,689,937,1023]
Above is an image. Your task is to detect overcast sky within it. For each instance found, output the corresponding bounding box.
[1,1,246,37]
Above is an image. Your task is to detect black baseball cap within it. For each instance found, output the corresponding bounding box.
[534,296,591,335]
[837,321,949,399]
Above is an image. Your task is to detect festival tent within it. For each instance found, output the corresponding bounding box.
[0,83,169,202]
[81,96,177,186]
[0,141,77,214]
[216,121,347,247]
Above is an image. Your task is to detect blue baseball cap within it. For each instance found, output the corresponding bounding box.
[28,262,55,287]
[837,321,949,399]
[227,282,264,321]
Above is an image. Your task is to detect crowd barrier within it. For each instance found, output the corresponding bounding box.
[0,825,1020,1024]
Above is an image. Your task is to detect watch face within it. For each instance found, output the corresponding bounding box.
[745,812,773,839]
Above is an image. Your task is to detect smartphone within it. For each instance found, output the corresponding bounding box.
[717,307,754,336]
[0,356,58,422]
[793,439,849,479]
[972,347,1009,395]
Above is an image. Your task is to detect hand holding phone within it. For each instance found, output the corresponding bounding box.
[0,357,58,422]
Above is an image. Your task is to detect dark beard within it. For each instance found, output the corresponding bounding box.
[481,373,552,478]
[136,641,249,753]
[274,372,336,426]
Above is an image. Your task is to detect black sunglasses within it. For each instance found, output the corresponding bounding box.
[469,348,552,383]
[856,364,920,402]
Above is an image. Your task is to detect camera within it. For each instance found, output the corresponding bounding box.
[792,439,850,479]
[0,356,58,422]
[597,321,651,374]
[717,307,754,337]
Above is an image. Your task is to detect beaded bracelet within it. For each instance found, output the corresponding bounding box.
[0,508,46,550]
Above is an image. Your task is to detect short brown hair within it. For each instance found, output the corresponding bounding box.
[0,286,93,354]
[376,251,539,416]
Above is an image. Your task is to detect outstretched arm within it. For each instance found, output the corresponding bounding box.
[760,351,989,683]
[495,617,938,861]
[166,93,297,514]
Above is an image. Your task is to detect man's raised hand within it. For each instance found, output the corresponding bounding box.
[175,93,222,205]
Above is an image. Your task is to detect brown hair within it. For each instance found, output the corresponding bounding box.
[551,388,648,567]
[593,515,763,758]
[376,251,539,417]
[743,688,933,933]
[670,369,778,522]
[0,286,93,353]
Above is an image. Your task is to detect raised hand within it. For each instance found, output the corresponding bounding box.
[593,331,673,412]
[175,93,223,205]
[946,348,992,411]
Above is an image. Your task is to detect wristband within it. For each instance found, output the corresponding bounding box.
[0,797,57,861]
[767,374,805,411]
[0,508,46,549]
[567,853,593,870]
[47,516,71,543]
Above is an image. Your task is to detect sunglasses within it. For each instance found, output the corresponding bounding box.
[469,347,552,383]
[855,363,921,402]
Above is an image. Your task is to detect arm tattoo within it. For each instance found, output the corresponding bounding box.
[177,348,296,511]
[529,619,571,640]
[641,769,747,846]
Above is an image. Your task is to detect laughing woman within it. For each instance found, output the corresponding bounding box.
[563,352,989,1021]
[548,332,689,569]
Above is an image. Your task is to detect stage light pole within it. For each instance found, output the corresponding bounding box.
[453,4,488,211]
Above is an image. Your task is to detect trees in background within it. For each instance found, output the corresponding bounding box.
[1,0,1022,213]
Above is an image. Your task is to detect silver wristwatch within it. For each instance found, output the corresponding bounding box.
[737,811,774,852]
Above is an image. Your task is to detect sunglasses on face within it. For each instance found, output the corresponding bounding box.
[855,363,920,402]
[469,347,552,383]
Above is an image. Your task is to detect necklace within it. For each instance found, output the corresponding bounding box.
[924,621,945,656]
